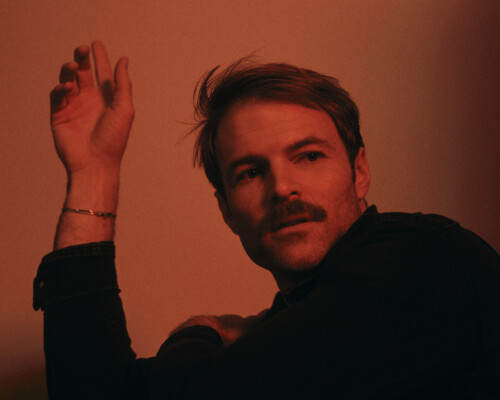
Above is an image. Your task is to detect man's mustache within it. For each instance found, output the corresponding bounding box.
[260,199,327,233]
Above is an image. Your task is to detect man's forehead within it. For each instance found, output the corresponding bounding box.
[215,100,339,157]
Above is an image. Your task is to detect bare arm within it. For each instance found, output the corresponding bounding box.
[49,42,134,250]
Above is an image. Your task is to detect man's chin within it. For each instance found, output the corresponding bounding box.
[241,231,330,286]
[272,235,327,267]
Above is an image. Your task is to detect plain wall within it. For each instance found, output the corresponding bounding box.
[1,1,499,397]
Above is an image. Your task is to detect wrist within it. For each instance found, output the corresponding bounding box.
[68,163,121,183]
[55,167,120,250]
[66,166,120,212]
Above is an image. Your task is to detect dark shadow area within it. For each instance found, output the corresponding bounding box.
[438,0,500,249]
[0,369,48,400]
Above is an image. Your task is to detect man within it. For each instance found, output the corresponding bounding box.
[34,42,500,399]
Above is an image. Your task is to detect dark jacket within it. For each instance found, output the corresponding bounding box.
[34,206,500,399]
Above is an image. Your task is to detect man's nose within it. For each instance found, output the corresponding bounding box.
[268,165,299,204]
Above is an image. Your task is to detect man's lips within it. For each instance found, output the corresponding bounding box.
[271,216,311,232]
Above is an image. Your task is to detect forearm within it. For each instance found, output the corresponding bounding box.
[54,167,120,250]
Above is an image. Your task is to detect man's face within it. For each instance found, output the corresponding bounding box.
[215,100,370,290]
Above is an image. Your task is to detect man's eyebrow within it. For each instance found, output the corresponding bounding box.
[227,155,267,176]
[286,136,334,153]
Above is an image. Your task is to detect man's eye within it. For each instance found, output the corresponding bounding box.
[301,152,322,162]
[237,168,261,181]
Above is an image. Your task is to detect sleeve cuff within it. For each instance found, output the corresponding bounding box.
[33,241,118,311]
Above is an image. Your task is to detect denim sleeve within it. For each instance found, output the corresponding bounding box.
[33,242,152,399]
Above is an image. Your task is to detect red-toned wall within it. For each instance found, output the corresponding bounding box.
[1,1,498,397]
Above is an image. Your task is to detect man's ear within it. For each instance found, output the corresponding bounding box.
[354,147,370,202]
[215,191,239,235]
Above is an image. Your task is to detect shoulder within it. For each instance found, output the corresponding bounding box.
[358,208,460,240]
[344,207,496,257]
[331,208,456,260]
[323,207,499,282]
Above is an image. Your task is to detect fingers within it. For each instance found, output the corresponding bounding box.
[92,41,113,105]
[50,82,73,113]
[51,41,131,114]
[55,60,77,110]
[59,61,78,83]
[112,57,133,113]
[51,45,88,114]
[74,45,94,88]
[59,62,78,98]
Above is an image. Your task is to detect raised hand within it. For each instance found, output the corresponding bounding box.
[50,42,134,250]
[50,41,134,175]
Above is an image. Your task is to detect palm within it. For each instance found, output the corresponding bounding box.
[50,42,133,175]
[52,88,127,173]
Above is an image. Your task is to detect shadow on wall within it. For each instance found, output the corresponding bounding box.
[443,0,500,234]
[0,369,48,400]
